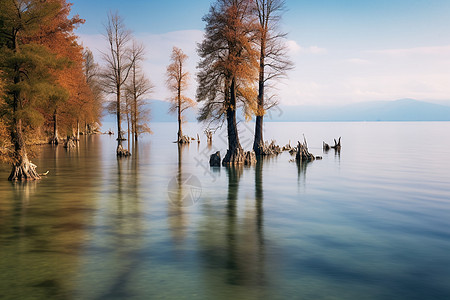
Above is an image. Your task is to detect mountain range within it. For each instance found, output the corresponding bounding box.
[102,98,450,123]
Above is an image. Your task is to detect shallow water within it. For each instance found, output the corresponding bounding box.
[1,122,450,300]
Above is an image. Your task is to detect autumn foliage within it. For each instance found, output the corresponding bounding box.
[0,0,103,180]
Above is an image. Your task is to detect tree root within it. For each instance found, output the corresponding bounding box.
[8,159,41,181]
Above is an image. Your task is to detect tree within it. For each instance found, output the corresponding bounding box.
[82,48,103,137]
[124,41,153,144]
[28,0,85,145]
[197,0,258,164]
[100,11,134,156]
[252,0,293,155]
[166,46,195,143]
[0,0,70,180]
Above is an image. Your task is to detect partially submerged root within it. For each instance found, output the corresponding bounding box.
[117,144,131,157]
[222,148,256,166]
[49,136,60,145]
[9,159,41,181]
[64,138,76,150]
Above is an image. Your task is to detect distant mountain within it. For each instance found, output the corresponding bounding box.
[102,99,450,123]
[271,99,450,122]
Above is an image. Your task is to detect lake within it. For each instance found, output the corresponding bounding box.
[1,121,450,300]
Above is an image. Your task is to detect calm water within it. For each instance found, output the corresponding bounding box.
[1,122,450,300]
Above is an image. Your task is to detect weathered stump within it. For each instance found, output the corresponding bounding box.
[49,136,60,145]
[178,135,190,144]
[209,151,221,167]
[117,145,131,157]
[64,138,76,150]
[9,158,40,181]
[323,142,330,151]
[331,137,341,150]
[205,130,213,144]
[296,140,315,162]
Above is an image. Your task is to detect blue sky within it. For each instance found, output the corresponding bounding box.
[72,0,450,106]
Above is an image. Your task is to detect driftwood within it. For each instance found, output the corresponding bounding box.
[260,140,282,156]
[323,142,330,151]
[282,141,294,152]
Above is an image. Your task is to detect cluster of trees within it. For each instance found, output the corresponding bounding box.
[197,0,292,163]
[101,12,153,157]
[0,0,103,180]
[0,0,292,180]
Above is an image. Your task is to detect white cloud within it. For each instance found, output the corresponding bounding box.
[368,45,450,56]
[344,58,372,65]
[286,40,327,55]
[78,32,450,107]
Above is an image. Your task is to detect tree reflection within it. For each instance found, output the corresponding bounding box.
[168,143,189,247]
[296,160,311,184]
[223,164,266,287]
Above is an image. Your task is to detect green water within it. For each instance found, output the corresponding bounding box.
[1,122,450,299]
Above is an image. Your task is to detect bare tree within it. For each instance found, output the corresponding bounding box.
[166,46,195,143]
[100,11,135,156]
[252,0,293,155]
[125,41,154,145]
[81,48,103,139]
[197,0,258,164]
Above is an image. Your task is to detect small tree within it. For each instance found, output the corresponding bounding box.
[100,11,135,156]
[252,0,293,155]
[125,41,153,144]
[166,46,195,143]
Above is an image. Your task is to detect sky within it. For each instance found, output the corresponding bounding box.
[71,0,450,106]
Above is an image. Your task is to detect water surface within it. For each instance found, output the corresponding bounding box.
[1,122,450,299]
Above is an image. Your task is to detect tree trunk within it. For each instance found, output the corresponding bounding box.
[76,119,80,141]
[127,108,130,151]
[9,119,40,181]
[50,108,59,145]
[116,86,123,146]
[177,87,182,143]
[223,78,244,165]
[253,38,265,156]
[8,25,40,181]
[133,95,138,142]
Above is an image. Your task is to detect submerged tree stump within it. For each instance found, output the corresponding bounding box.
[9,157,40,181]
[209,151,221,166]
[49,136,60,145]
[205,130,213,144]
[117,145,131,157]
[295,139,315,162]
[64,138,76,150]
[331,137,341,150]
